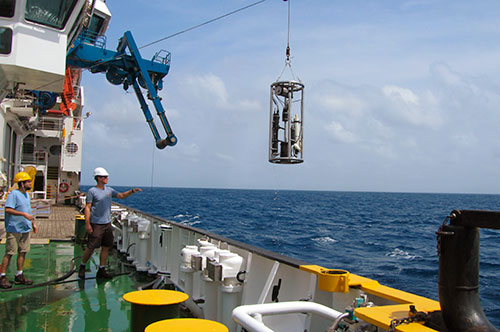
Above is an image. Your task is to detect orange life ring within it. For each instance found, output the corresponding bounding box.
[59,182,69,193]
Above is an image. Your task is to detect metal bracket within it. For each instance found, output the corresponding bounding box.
[207,258,222,282]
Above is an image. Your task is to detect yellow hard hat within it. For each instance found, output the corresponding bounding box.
[14,172,31,183]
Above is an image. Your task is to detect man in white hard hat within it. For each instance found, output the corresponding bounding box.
[79,167,142,279]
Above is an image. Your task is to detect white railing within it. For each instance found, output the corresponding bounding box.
[232,302,347,332]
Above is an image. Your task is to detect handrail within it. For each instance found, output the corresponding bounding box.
[232,301,346,332]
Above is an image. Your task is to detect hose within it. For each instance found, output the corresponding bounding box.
[54,271,132,285]
[126,243,136,256]
[0,269,133,292]
[0,257,76,292]
[137,276,163,290]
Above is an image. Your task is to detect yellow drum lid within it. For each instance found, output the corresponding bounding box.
[123,289,189,306]
[145,318,228,332]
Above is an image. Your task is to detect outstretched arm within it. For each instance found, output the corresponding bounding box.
[116,188,142,199]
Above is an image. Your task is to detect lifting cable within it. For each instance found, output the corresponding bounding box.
[276,0,299,82]
[151,143,155,189]
[138,0,267,50]
[31,0,268,94]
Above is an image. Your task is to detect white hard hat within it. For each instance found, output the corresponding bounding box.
[93,167,109,177]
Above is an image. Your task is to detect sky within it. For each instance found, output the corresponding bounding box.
[80,0,500,194]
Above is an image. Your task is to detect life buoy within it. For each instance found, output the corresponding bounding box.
[59,182,69,193]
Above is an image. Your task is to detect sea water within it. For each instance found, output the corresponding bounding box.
[102,187,500,326]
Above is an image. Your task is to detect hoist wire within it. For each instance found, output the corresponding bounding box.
[138,0,267,50]
[31,1,267,92]
[287,0,291,50]
[151,143,155,189]
[276,0,300,83]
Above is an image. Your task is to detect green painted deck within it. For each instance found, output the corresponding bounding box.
[0,242,157,332]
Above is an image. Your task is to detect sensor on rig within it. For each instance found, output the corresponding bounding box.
[269,81,304,164]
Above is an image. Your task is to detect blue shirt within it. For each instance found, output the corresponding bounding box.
[4,190,32,233]
[86,186,118,224]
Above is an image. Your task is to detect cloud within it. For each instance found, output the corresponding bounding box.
[382,85,419,104]
[311,79,442,154]
[215,152,235,162]
[180,74,260,113]
[307,59,500,178]
[83,91,147,149]
[382,85,442,129]
[325,121,358,143]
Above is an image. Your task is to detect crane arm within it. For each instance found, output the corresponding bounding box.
[66,30,177,149]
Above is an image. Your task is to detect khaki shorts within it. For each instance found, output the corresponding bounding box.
[87,223,114,249]
[5,232,31,255]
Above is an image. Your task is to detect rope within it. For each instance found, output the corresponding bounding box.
[138,0,267,50]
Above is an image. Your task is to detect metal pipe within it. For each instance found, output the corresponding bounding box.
[111,223,122,234]
[438,210,499,332]
[232,301,345,332]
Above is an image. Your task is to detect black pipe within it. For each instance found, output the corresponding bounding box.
[0,258,76,293]
[437,210,499,332]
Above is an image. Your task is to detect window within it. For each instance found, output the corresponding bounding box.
[0,0,15,18]
[87,15,104,35]
[25,0,78,30]
[0,27,12,54]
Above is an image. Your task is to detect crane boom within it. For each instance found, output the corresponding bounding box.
[66,30,177,149]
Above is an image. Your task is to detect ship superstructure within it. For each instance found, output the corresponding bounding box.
[0,0,175,202]
[0,0,110,202]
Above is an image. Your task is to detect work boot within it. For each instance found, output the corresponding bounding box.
[14,273,33,285]
[96,268,113,280]
[0,276,12,289]
[78,264,86,279]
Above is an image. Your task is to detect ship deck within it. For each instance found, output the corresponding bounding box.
[0,204,78,241]
[0,204,155,332]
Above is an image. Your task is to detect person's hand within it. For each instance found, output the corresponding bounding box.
[86,223,93,235]
[132,188,142,193]
[24,213,34,221]
[33,223,38,234]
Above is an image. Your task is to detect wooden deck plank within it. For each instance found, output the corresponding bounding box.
[0,205,79,241]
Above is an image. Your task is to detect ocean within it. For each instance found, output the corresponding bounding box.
[101,187,500,326]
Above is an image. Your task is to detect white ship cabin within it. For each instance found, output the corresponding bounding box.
[0,0,110,204]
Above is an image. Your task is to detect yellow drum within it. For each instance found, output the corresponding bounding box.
[146,318,228,332]
[123,289,189,332]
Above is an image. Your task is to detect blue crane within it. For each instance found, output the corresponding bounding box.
[66,30,177,149]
